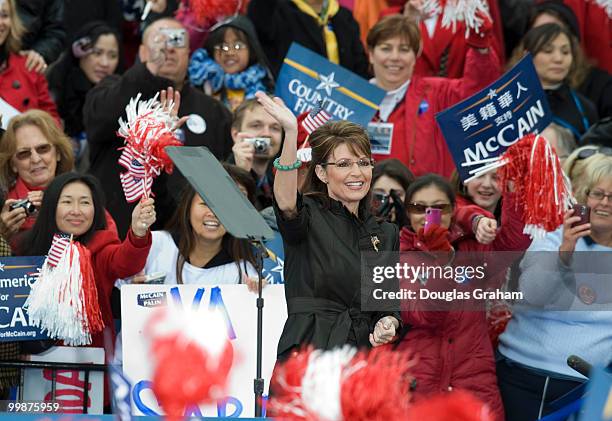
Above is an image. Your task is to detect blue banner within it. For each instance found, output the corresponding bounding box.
[578,367,612,421]
[435,55,552,182]
[0,256,48,342]
[275,43,386,127]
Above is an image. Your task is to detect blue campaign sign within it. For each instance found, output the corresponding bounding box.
[275,43,386,127]
[0,256,48,342]
[436,54,552,182]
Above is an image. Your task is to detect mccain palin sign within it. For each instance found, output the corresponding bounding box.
[0,256,48,342]
[436,54,552,182]
[275,43,386,127]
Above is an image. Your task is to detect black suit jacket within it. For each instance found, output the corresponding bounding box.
[248,0,369,78]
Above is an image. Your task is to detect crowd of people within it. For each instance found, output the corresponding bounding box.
[0,0,610,419]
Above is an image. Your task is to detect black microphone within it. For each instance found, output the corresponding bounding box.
[567,355,593,378]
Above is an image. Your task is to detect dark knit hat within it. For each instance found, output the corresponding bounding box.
[533,0,580,40]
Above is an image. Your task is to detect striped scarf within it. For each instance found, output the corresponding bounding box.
[292,0,340,64]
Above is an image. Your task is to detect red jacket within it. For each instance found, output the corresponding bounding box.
[0,54,60,123]
[380,2,505,78]
[396,194,530,421]
[371,47,500,178]
[86,227,151,350]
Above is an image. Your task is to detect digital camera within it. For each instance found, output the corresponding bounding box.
[159,28,187,48]
[9,199,36,215]
[244,137,271,156]
[372,192,390,214]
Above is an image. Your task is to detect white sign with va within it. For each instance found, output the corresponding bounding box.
[121,284,287,418]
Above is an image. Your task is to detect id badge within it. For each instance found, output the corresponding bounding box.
[367,122,394,155]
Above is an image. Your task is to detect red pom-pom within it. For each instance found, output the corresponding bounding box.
[76,243,104,335]
[268,347,313,420]
[187,0,244,26]
[149,132,183,175]
[269,346,414,421]
[498,134,573,239]
[340,347,413,421]
[152,332,233,421]
[146,308,234,421]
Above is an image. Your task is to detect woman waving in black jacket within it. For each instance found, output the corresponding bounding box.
[256,92,400,362]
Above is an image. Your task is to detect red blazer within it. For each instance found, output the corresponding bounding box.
[371,47,500,178]
[0,54,60,123]
[395,193,530,421]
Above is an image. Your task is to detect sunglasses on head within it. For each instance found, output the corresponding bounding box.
[577,146,612,160]
[14,144,54,161]
[406,203,453,214]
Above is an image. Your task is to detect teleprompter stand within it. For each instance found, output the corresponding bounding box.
[166,146,274,417]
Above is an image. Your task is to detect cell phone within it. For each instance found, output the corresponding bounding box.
[143,272,166,284]
[571,204,590,228]
[424,207,441,233]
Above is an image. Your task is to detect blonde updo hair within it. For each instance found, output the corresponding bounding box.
[564,145,612,203]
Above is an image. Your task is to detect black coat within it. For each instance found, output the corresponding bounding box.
[247,0,369,78]
[83,62,233,238]
[64,0,122,41]
[273,194,400,359]
[579,67,612,119]
[16,0,65,63]
[546,83,599,140]
[49,66,92,137]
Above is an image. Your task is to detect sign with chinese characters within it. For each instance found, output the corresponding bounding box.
[436,55,552,182]
[0,256,48,342]
[275,43,386,127]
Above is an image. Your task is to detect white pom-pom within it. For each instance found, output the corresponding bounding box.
[592,0,612,18]
[118,92,178,149]
[300,346,357,421]
[424,0,489,33]
[25,245,92,346]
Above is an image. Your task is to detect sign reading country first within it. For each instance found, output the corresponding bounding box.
[275,43,386,127]
[436,54,553,182]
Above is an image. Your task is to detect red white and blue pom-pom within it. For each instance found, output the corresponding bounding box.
[117,93,183,202]
[25,235,103,346]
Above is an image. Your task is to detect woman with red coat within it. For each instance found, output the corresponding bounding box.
[379,0,505,78]
[0,0,59,123]
[397,174,531,420]
[366,14,501,178]
[14,172,154,350]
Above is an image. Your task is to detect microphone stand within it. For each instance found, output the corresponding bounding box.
[250,239,269,417]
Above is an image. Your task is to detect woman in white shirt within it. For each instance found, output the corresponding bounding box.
[141,164,260,287]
